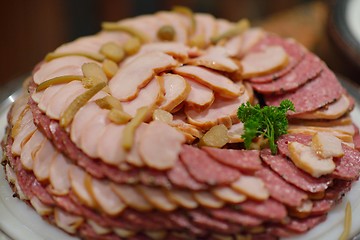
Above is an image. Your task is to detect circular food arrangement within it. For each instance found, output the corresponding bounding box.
[2,7,360,240]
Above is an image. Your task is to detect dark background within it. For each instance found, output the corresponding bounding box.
[1,0,358,91]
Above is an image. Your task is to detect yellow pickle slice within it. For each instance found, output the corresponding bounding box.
[122,106,149,150]
[45,51,105,62]
[198,124,229,148]
[211,19,250,44]
[36,75,83,92]
[101,22,149,43]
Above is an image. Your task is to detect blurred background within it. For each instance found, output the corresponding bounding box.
[1,0,359,96]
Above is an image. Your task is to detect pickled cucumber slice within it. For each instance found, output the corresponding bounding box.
[157,25,176,41]
[102,59,119,78]
[82,63,108,83]
[36,75,83,92]
[45,51,105,62]
[152,109,173,124]
[211,19,250,44]
[100,42,125,62]
[122,106,149,150]
[101,22,149,43]
[123,38,141,55]
[60,82,106,128]
[198,124,229,148]
[188,34,206,49]
[95,96,123,110]
[108,109,132,124]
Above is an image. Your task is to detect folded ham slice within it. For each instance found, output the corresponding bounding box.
[159,74,190,112]
[184,78,215,111]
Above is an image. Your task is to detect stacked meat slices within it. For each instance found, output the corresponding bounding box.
[2,10,360,240]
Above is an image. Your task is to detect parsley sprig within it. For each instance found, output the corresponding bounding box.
[237,99,295,154]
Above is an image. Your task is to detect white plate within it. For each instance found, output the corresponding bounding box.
[0,90,359,240]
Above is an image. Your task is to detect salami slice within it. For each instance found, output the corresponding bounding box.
[260,149,332,193]
[237,198,287,220]
[208,208,263,227]
[255,168,307,207]
[311,199,334,215]
[202,147,262,172]
[332,144,360,180]
[324,179,352,200]
[249,35,305,83]
[283,215,327,233]
[277,134,312,157]
[353,124,360,151]
[251,53,323,94]
[180,145,241,186]
[265,67,344,115]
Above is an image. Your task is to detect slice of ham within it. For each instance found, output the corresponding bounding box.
[224,35,242,57]
[46,81,86,120]
[188,46,239,72]
[156,12,189,44]
[241,46,289,78]
[212,186,247,204]
[20,130,46,170]
[126,123,147,167]
[255,168,308,207]
[231,175,269,201]
[109,51,177,101]
[121,77,164,118]
[33,139,56,181]
[97,124,126,166]
[87,177,126,215]
[69,166,96,208]
[185,89,248,130]
[165,189,198,209]
[203,147,262,172]
[37,85,64,110]
[251,53,323,94]
[54,208,84,234]
[193,13,217,45]
[139,121,185,170]
[111,184,153,211]
[193,191,225,208]
[184,78,215,110]
[174,65,241,98]
[12,114,37,156]
[227,122,244,143]
[49,153,71,195]
[265,67,344,115]
[159,74,190,112]
[260,148,332,193]
[209,208,263,227]
[180,145,240,185]
[215,19,233,36]
[33,56,93,84]
[238,28,265,56]
[249,35,305,83]
[294,94,351,120]
[136,185,177,211]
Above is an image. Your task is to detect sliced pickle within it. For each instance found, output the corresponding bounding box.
[123,37,141,55]
[81,77,100,89]
[82,62,108,83]
[157,25,176,41]
[172,6,196,33]
[102,59,119,78]
[188,34,206,49]
[108,109,132,124]
[122,106,149,150]
[100,42,125,62]
[152,109,173,124]
[60,82,106,128]
[198,124,229,148]
[36,75,83,92]
[101,22,149,43]
[95,95,123,110]
[45,51,105,62]
[211,19,250,44]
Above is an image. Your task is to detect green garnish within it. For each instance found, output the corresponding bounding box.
[237,99,295,154]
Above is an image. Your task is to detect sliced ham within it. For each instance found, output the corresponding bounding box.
[260,148,332,193]
[139,121,185,170]
[241,46,289,79]
[69,166,96,208]
[249,35,305,83]
[251,53,323,94]
[180,145,240,185]
[136,185,177,211]
[265,67,344,115]
[33,139,56,181]
[121,77,164,119]
[156,12,190,43]
[97,124,126,166]
[184,78,215,110]
[49,153,71,195]
[238,28,265,56]
[159,74,190,112]
[193,13,217,45]
[109,51,177,101]
[227,122,245,143]
[12,116,37,156]
[188,46,239,72]
[126,123,147,167]
[294,94,351,120]
[165,189,198,209]
[174,65,241,98]
[37,85,64,110]
[255,168,308,207]
[20,130,46,170]
[111,184,153,211]
[185,89,248,130]
[224,35,242,57]
[203,147,262,172]
[33,56,93,84]
[215,19,233,36]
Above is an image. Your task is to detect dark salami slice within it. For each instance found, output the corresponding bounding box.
[202,147,262,172]
[255,168,307,207]
[332,144,360,180]
[283,215,326,233]
[208,208,263,226]
[167,159,207,190]
[324,179,352,200]
[277,133,312,157]
[249,35,305,83]
[180,145,240,186]
[237,199,287,221]
[265,67,344,115]
[353,124,360,151]
[168,213,206,236]
[251,53,323,94]
[311,199,334,215]
[260,149,332,193]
